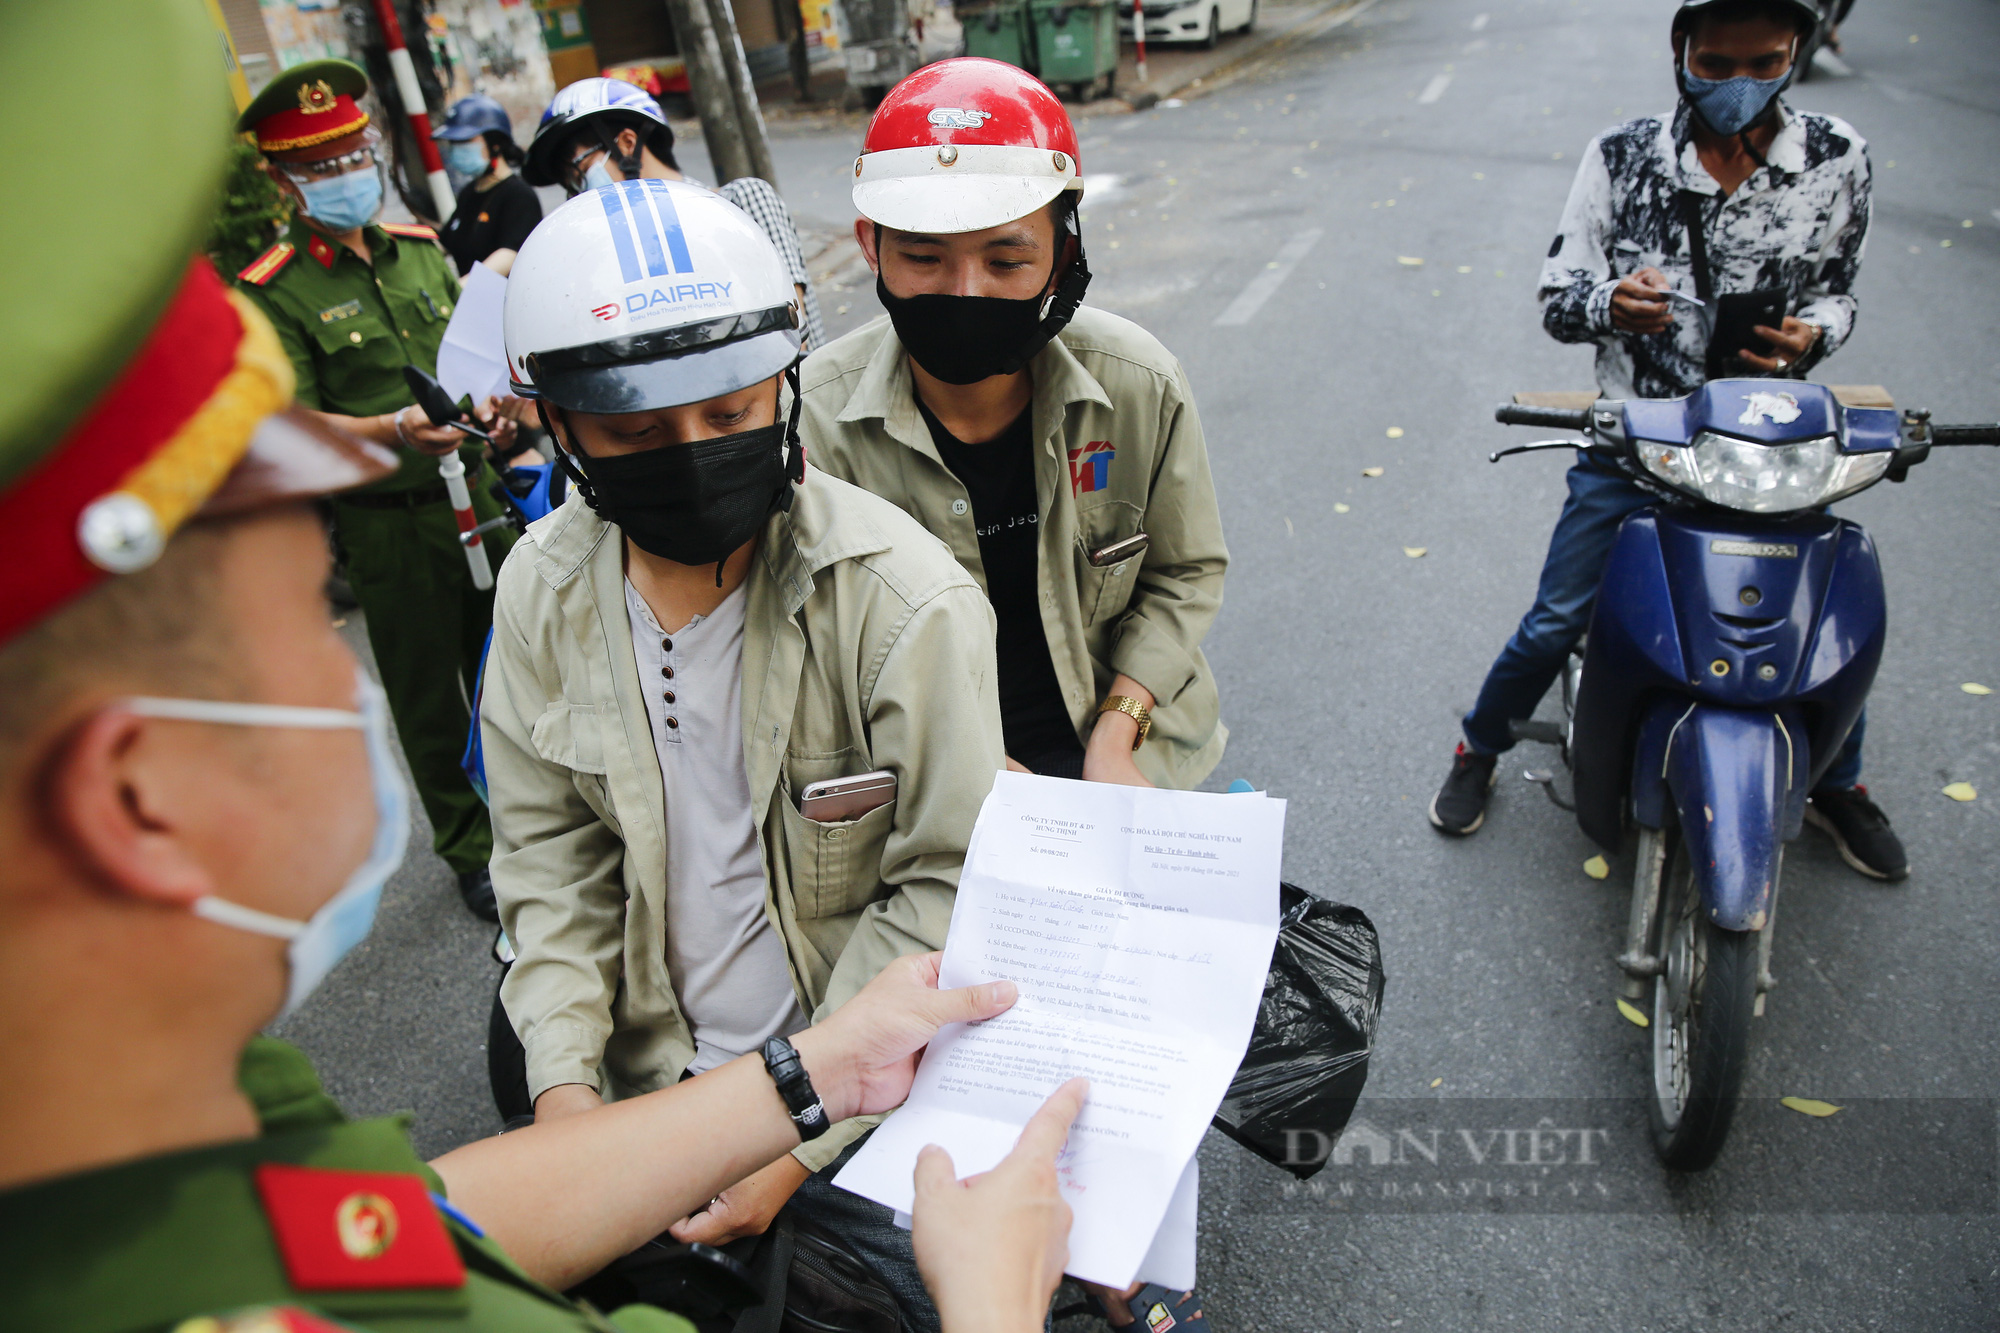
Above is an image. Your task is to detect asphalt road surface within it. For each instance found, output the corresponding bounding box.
[284,1,2000,1326]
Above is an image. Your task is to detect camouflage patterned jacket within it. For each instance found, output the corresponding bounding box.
[1538,100,1871,399]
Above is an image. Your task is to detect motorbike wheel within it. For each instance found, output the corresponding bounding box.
[1646,828,1760,1171]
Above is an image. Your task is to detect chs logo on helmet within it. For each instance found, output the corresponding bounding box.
[927,107,993,130]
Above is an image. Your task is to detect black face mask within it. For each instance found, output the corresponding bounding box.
[875,232,1093,385]
[552,380,805,575]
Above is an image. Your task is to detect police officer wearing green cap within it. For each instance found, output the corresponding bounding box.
[0,13,1082,1327]
[233,57,517,920]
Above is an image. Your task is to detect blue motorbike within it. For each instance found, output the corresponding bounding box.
[1491,382,1997,1170]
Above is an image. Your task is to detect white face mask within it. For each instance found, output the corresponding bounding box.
[121,669,409,1018]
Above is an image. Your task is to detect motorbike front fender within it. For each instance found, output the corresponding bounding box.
[1661,704,1801,932]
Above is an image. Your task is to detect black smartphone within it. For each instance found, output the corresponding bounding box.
[1707,289,1788,370]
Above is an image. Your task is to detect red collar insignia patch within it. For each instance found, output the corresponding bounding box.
[253,1164,465,1292]
[306,234,338,270]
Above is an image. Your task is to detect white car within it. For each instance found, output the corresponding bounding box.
[1116,0,1256,47]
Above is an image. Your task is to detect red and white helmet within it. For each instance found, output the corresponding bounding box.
[853,58,1083,234]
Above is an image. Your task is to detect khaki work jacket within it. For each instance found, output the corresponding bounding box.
[482,468,1003,1171]
[799,307,1229,788]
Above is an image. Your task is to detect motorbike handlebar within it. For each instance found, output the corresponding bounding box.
[1930,423,2000,446]
[1495,403,1594,431]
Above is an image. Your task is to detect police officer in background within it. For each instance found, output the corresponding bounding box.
[434,93,544,277]
[235,60,519,920]
[0,9,1081,1329]
[522,77,826,350]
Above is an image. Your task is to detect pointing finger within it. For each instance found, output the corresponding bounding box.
[913,1143,959,1200]
[1012,1077,1090,1162]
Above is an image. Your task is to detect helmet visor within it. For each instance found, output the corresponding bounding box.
[528,323,802,415]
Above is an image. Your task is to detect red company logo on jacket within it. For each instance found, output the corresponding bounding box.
[1068,441,1114,495]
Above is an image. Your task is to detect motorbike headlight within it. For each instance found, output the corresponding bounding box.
[1638,432,1891,513]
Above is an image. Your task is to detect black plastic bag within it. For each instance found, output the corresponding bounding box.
[1211,882,1384,1180]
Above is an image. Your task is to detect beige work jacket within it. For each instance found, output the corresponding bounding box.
[481,468,1004,1171]
[798,307,1229,788]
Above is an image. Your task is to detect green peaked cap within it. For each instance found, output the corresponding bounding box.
[235,57,370,138]
[0,0,233,490]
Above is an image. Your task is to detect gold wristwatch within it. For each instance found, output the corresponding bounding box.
[1097,695,1153,749]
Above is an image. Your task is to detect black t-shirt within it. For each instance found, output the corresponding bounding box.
[440,173,543,276]
[917,399,1079,764]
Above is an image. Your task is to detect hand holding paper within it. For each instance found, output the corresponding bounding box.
[836,772,1284,1288]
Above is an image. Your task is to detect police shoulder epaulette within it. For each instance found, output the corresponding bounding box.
[237,241,296,286]
[380,222,439,242]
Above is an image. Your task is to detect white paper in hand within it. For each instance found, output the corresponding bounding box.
[435,261,511,407]
[834,772,1282,1288]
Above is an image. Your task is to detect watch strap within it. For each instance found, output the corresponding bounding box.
[1097,694,1152,749]
[762,1035,829,1140]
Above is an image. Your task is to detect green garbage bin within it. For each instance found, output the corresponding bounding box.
[961,0,1038,74]
[1028,0,1117,100]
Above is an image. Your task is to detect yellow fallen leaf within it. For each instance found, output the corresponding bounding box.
[1386,426,1405,438]
[1781,1096,1842,1118]
[1456,265,1473,273]
[1943,782,1977,802]
[1583,855,1609,879]
[1397,256,1424,267]
[1403,546,1427,558]
[1333,502,1351,513]
[1616,998,1649,1028]
[1962,682,1992,696]
[1429,1077,1442,1088]
[1362,466,1384,478]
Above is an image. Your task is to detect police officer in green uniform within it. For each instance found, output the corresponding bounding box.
[0,13,1083,1332]
[233,59,516,920]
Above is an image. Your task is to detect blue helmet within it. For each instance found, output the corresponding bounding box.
[433,93,513,144]
[523,77,675,190]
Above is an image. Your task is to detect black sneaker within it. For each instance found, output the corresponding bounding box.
[1429,743,1499,836]
[457,868,501,922]
[1805,784,1909,881]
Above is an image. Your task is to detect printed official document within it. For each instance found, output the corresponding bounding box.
[835,771,1283,1287]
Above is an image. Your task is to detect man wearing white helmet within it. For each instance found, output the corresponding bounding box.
[481,177,1005,1324]
[801,60,1228,798]
[524,77,826,349]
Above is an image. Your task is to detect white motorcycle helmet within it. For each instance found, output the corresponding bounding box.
[505,178,802,415]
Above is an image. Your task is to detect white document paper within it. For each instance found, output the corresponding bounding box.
[835,772,1282,1287]
[434,260,511,407]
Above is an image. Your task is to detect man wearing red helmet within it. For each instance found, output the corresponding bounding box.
[798,58,1224,1332]
[801,59,1229,803]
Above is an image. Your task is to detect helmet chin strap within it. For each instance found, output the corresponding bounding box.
[535,399,601,510]
[1005,215,1092,378]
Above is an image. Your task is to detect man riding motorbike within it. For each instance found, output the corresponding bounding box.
[1428,0,1898,879]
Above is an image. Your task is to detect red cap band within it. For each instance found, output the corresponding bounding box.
[0,261,241,646]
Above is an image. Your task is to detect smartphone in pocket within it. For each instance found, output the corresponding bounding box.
[798,770,898,822]
[1087,532,1150,568]
[1707,289,1788,370]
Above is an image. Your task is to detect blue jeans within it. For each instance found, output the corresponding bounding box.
[1463,457,1865,791]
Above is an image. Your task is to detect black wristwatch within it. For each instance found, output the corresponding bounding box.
[762,1035,829,1141]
